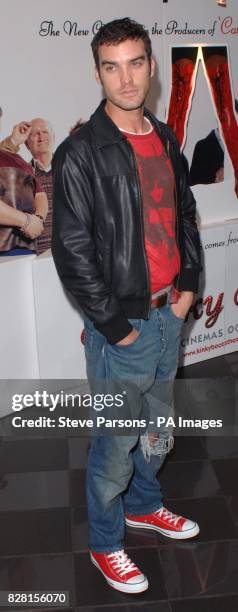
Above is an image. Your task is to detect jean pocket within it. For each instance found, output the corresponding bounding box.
[113,319,143,349]
[169,303,185,323]
[128,318,143,332]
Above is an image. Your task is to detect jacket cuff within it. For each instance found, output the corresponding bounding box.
[95,313,133,344]
[177,268,200,293]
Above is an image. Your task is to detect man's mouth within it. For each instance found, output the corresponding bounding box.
[120,89,138,96]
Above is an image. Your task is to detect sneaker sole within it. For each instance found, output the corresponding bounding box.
[90,553,149,593]
[125,518,200,540]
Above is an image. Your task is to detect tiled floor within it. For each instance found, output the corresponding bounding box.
[0,353,238,611]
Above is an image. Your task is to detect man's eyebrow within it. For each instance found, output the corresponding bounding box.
[101,55,146,66]
[101,60,118,66]
[129,55,146,62]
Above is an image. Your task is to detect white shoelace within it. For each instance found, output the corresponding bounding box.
[107,550,138,577]
[156,507,182,526]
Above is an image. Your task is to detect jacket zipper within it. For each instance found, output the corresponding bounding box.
[126,140,151,318]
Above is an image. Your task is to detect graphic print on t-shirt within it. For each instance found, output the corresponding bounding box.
[124,128,180,293]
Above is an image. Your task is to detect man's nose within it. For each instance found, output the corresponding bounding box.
[120,66,133,86]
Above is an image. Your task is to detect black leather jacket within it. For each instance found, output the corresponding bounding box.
[52,100,200,344]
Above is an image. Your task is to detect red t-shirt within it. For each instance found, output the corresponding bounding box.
[123,126,180,294]
[0,151,42,252]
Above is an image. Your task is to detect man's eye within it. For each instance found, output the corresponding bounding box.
[105,65,116,72]
[132,60,142,67]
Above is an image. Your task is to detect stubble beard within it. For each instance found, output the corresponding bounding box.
[106,85,150,113]
[108,97,145,112]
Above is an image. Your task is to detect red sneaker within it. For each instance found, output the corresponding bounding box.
[125,506,199,540]
[90,549,148,594]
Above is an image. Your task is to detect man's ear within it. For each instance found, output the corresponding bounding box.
[150,57,156,78]
[95,67,102,85]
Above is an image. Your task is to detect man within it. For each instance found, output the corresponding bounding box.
[0,116,47,254]
[52,18,201,594]
[25,118,54,254]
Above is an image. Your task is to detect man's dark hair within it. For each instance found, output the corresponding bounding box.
[91,17,152,70]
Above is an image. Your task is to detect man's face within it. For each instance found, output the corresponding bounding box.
[27,119,54,158]
[95,38,155,113]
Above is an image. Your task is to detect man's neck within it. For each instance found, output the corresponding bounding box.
[34,152,52,170]
[105,100,147,134]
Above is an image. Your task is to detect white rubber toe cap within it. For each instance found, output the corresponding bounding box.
[127,574,148,585]
[182,519,200,535]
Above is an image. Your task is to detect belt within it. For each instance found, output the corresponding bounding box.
[150,292,168,309]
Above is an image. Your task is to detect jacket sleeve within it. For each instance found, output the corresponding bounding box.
[52,140,133,344]
[168,128,201,293]
[0,136,20,154]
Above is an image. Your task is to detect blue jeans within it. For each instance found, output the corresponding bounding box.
[84,304,184,552]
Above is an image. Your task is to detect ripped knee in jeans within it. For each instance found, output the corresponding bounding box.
[140,431,174,463]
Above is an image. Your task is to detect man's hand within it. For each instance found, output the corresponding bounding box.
[116,328,140,346]
[22,214,44,239]
[10,122,32,147]
[171,291,194,320]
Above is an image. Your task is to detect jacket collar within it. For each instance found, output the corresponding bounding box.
[90,100,124,148]
[90,99,166,150]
